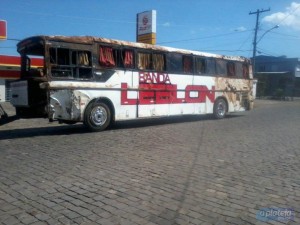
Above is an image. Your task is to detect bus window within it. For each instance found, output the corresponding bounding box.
[137,52,151,70]
[50,48,92,79]
[195,57,206,75]
[183,56,193,74]
[99,46,116,67]
[243,63,249,79]
[72,51,92,79]
[57,48,70,65]
[153,53,165,71]
[122,49,134,69]
[227,62,236,77]
[235,62,244,78]
[50,48,72,78]
[167,53,182,73]
[49,48,57,64]
[216,59,227,76]
[73,51,90,66]
[206,58,216,75]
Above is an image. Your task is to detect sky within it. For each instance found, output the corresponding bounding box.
[1,0,300,58]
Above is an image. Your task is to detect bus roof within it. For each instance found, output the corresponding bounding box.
[17,35,249,62]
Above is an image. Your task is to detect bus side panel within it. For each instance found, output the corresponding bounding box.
[191,76,216,114]
[214,77,252,112]
[10,80,29,106]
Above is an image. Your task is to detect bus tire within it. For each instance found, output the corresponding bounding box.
[213,98,227,119]
[84,102,111,131]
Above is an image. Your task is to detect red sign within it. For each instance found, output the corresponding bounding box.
[0,20,7,40]
[121,72,215,105]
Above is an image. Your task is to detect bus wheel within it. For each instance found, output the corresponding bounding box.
[213,98,227,119]
[84,102,111,131]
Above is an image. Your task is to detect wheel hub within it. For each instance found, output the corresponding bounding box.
[90,106,107,126]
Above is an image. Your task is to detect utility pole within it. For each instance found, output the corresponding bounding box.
[249,8,270,75]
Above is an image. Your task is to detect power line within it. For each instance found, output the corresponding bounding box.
[157,30,251,45]
[6,38,21,41]
[277,3,300,26]
[0,47,16,49]
[197,49,252,53]
[257,47,280,57]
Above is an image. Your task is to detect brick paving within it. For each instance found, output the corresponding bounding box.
[0,100,299,225]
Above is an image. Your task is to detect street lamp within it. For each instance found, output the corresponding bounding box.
[252,25,279,75]
[257,25,279,44]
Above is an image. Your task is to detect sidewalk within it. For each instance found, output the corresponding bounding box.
[0,102,15,117]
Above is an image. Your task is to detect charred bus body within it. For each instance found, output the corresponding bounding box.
[11,36,254,131]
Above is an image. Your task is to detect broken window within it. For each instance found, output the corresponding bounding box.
[50,47,92,79]
[73,51,90,66]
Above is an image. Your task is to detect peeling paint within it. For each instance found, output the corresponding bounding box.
[215,77,252,111]
[49,89,87,121]
[18,35,249,62]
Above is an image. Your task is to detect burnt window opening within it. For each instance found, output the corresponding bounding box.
[20,54,44,78]
[50,48,92,79]
[72,51,90,66]
[19,42,45,78]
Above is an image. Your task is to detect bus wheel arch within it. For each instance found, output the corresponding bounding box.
[213,97,228,119]
[84,97,115,131]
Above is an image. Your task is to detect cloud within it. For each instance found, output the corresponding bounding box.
[233,26,247,32]
[262,2,300,30]
[162,22,171,27]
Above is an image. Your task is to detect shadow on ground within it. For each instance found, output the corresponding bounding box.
[0,114,243,140]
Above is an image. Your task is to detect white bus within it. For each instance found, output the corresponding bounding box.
[10,36,254,131]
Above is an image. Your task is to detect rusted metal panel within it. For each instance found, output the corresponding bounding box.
[49,89,91,121]
[18,35,250,62]
[214,77,253,111]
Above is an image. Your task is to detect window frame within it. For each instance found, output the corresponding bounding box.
[136,50,166,72]
[49,47,93,80]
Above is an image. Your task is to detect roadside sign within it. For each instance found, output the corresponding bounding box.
[136,11,156,44]
[0,20,7,40]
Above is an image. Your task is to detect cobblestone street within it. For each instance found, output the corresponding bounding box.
[0,100,299,225]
